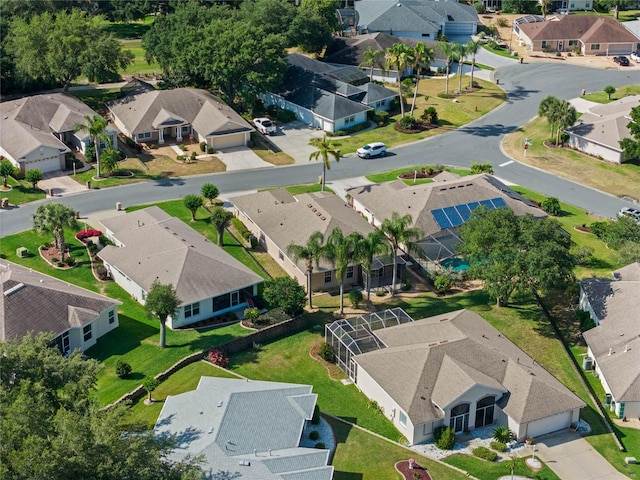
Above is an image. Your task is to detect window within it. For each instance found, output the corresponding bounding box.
[83,324,92,342]
[449,403,470,433]
[231,291,239,307]
[346,265,354,279]
[108,310,115,324]
[475,396,496,428]
[591,43,600,50]
[55,331,70,354]
[137,132,152,140]
[570,2,575,8]
[421,33,430,37]
[585,2,590,7]
[185,302,200,318]
[375,100,385,108]
[324,271,332,284]
[541,40,548,48]
[399,411,407,427]
[278,250,284,261]
[344,115,356,125]
[568,40,577,46]
[181,125,191,133]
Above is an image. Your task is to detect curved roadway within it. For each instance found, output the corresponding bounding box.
[1,63,637,237]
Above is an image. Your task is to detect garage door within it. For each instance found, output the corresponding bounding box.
[526,411,571,438]
[212,133,245,150]
[444,23,475,35]
[23,155,62,173]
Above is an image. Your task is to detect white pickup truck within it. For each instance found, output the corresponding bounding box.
[253,117,277,135]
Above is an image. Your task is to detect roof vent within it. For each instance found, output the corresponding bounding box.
[4,283,25,297]
[609,347,613,356]
[217,400,223,407]
[625,344,629,352]
[321,216,326,221]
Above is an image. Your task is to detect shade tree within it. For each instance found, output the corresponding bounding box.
[183,194,204,221]
[201,183,220,205]
[25,169,43,189]
[619,105,640,160]
[210,206,233,246]
[145,280,181,348]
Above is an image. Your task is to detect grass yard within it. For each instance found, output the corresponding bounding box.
[69,88,122,114]
[251,132,295,166]
[444,454,559,480]
[119,39,159,76]
[502,116,640,201]
[1,177,46,205]
[365,165,472,184]
[106,16,154,40]
[583,84,640,103]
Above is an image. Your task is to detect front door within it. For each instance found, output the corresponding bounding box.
[558,41,564,51]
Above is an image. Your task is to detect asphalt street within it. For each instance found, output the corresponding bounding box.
[1,62,638,237]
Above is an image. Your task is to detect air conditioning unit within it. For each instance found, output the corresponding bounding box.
[582,356,593,370]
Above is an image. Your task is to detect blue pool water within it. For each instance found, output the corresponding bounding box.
[440,258,469,272]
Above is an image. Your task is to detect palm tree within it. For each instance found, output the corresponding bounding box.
[308,136,340,192]
[210,206,233,246]
[323,228,360,316]
[438,41,457,95]
[360,46,383,82]
[538,95,561,139]
[354,230,391,308]
[385,43,413,117]
[100,147,120,176]
[74,114,111,178]
[33,203,79,261]
[454,42,468,93]
[287,231,325,309]
[555,99,577,146]
[466,39,481,89]
[409,43,434,117]
[540,0,552,18]
[380,212,423,296]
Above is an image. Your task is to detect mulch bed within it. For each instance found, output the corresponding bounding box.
[398,168,443,180]
[178,314,238,330]
[39,245,74,269]
[395,460,432,480]
[574,225,592,234]
[394,120,437,134]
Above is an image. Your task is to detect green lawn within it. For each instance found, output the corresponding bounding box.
[365,165,472,184]
[583,84,640,103]
[1,176,46,205]
[69,88,123,114]
[444,454,560,480]
[106,16,154,40]
[120,39,159,76]
[481,44,518,59]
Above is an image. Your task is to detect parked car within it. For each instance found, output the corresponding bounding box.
[356,142,387,158]
[252,117,277,135]
[630,52,640,63]
[618,207,640,223]
[613,56,630,66]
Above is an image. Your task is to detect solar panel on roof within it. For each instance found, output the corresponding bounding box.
[491,197,507,208]
[443,206,463,227]
[432,198,510,230]
[467,201,480,211]
[432,209,453,229]
[456,203,472,221]
[479,199,494,208]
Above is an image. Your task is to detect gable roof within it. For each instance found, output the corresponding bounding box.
[354,309,585,425]
[0,93,102,161]
[233,190,376,271]
[0,261,120,341]
[98,207,262,305]
[518,15,640,43]
[582,263,640,402]
[154,377,333,480]
[107,88,253,137]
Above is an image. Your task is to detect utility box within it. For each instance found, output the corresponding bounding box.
[16,247,28,258]
[582,356,593,370]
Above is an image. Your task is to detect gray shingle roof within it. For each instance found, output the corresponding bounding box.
[361,82,398,103]
[582,263,640,402]
[0,261,120,341]
[154,377,333,480]
[98,207,263,305]
[355,310,585,425]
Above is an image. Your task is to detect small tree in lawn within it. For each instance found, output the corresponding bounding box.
[0,159,15,188]
[262,276,306,316]
[210,206,233,246]
[541,197,561,216]
[145,280,180,348]
[183,194,203,221]
[604,85,615,100]
[201,183,219,206]
[142,377,160,404]
[25,169,43,189]
[33,203,79,261]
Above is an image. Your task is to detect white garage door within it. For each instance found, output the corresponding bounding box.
[526,411,571,439]
[212,133,245,150]
[23,156,61,173]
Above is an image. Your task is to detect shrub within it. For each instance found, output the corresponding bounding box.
[589,221,609,239]
[470,162,494,174]
[97,266,109,280]
[434,426,455,450]
[199,141,206,152]
[208,349,229,368]
[232,217,251,240]
[52,257,59,263]
[84,145,96,163]
[98,234,110,246]
[86,239,94,247]
[247,139,255,148]
[401,281,412,291]
[76,229,103,243]
[244,307,260,322]
[496,17,509,27]
[577,309,595,332]
[115,360,132,378]
[399,116,418,130]
[367,400,382,413]
[262,277,306,316]
[421,106,438,124]
[309,430,320,441]
[276,109,296,123]
[541,197,561,216]
[318,342,334,362]
[179,144,187,151]
[473,446,497,461]
[437,92,454,99]
[492,425,512,443]
[373,110,389,126]
[348,289,363,309]
[490,441,506,452]
[207,146,214,154]
[190,151,197,161]
[177,155,185,161]
[88,244,99,256]
[64,256,75,266]
[314,443,325,449]
[434,275,452,293]
[57,262,64,267]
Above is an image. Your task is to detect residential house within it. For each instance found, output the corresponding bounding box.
[514,14,640,55]
[580,262,640,419]
[232,189,401,292]
[154,377,334,480]
[0,260,120,353]
[326,309,585,445]
[107,88,254,150]
[262,54,397,132]
[0,93,118,174]
[356,0,479,42]
[346,173,546,269]
[484,0,594,13]
[566,95,639,164]
[97,207,263,329]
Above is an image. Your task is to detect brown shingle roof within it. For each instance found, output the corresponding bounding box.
[518,15,639,43]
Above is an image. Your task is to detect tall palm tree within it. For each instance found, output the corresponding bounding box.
[409,43,434,117]
[74,114,111,178]
[380,212,423,296]
[385,43,413,117]
[454,42,468,93]
[540,0,552,18]
[438,41,457,95]
[287,231,325,309]
[308,136,340,192]
[555,99,577,146]
[466,39,481,89]
[354,230,391,308]
[33,203,79,261]
[360,46,383,82]
[322,228,360,315]
[538,95,561,140]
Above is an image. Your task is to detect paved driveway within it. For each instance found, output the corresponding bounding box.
[38,170,87,197]
[535,431,626,480]
[264,121,324,164]
[215,147,272,171]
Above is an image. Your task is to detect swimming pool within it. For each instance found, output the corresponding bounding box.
[440,258,469,272]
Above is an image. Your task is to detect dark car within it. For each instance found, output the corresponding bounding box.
[613,56,630,66]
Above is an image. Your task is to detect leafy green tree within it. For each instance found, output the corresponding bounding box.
[437,41,457,95]
[353,230,390,308]
[0,333,203,480]
[502,0,538,13]
[385,43,413,117]
[210,206,233,247]
[100,147,120,176]
[620,105,640,160]
[201,183,219,205]
[0,159,15,187]
[380,212,424,296]
[142,377,161,404]
[7,10,133,92]
[73,114,111,178]
[555,99,577,146]
[434,275,452,294]
[145,280,181,348]
[466,39,481,88]
[309,135,340,192]
[33,203,78,260]
[409,42,434,117]
[360,45,384,82]
[262,276,306,316]
[183,194,203,221]
[291,7,333,54]
[287,231,325,309]
[322,228,361,315]
[604,85,616,100]
[25,169,43,189]
[538,95,561,140]
[348,289,363,309]
[618,241,640,265]
[300,0,340,32]
[470,162,494,174]
[541,197,561,216]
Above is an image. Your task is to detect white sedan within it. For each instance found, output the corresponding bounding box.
[253,117,277,135]
[630,52,640,63]
[356,142,387,158]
